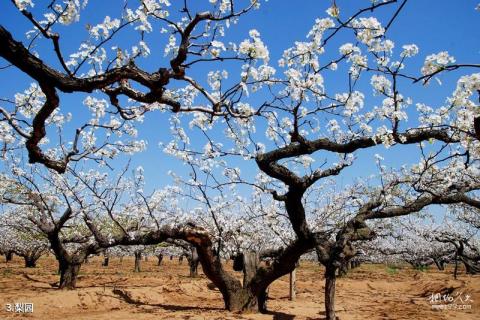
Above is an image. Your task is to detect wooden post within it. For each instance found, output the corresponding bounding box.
[189,247,199,277]
[454,251,458,280]
[289,268,296,301]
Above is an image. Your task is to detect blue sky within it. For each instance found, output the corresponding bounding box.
[0,0,479,199]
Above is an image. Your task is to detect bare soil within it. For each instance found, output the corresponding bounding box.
[0,256,478,319]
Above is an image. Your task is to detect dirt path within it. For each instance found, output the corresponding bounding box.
[0,256,478,319]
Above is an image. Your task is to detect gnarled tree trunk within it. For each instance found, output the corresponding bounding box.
[86,223,312,314]
[244,251,267,312]
[24,256,38,268]
[223,289,260,312]
[59,261,81,289]
[222,251,269,312]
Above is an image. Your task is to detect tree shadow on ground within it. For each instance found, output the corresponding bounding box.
[264,310,296,320]
[308,310,338,320]
[22,274,59,290]
[111,288,222,312]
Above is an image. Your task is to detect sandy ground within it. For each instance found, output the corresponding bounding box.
[0,255,479,319]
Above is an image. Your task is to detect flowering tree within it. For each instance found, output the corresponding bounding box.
[0,211,49,267]
[365,215,455,271]
[71,163,295,311]
[0,0,267,172]
[1,1,480,319]
[0,166,105,289]
[159,1,480,318]
[377,213,480,276]
[432,217,480,276]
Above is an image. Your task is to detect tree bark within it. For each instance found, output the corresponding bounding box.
[134,251,142,272]
[5,251,13,263]
[257,288,269,313]
[242,252,258,287]
[224,251,268,312]
[223,289,258,312]
[221,286,269,312]
[324,265,337,320]
[24,256,38,268]
[233,253,244,271]
[433,258,445,271]
[59,262,81,289]
[460,256,480,275]
[338,263,348,277]
[199,249,269,313]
